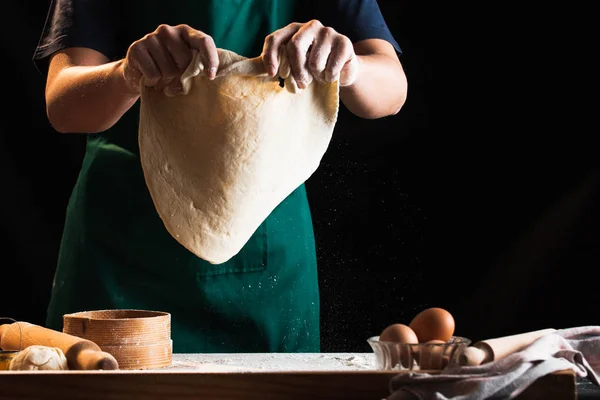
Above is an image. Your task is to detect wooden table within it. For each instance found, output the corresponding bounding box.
[0,353,577,399]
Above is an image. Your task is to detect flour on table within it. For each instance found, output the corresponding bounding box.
[162,353,375,372]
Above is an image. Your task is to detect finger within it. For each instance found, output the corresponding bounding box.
[288,21,325,87]
[338,56,359,87]
[122,47,143,93]
[287,23,324,88]
[278,48,291,79]
[307,30,334,83]
[287,41,312,89]
[324,36,354,83]
[161,42,191,93]
[158,25,194,73]
[161,30,194,93]
[128,42,161,87]
[181,28,219,79]
[146,35,180,90]
[261,23,302,77]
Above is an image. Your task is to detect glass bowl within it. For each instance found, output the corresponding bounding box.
[367,336,471,371]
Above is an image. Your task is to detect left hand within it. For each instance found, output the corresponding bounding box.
[261,20,359,88]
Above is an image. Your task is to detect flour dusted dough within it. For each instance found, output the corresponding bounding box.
[139,49,339,264]
[9,345,68,371]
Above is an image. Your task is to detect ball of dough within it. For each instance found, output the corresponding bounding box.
[9,345,68,371]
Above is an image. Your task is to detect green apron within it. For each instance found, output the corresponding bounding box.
[46,0,321,353]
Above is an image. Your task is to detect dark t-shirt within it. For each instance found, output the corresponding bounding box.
[32,0,401,74]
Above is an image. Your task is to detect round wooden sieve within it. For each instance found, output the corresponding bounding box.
[62,309,172,370]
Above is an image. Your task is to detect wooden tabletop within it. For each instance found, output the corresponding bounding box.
[0,353,577,400]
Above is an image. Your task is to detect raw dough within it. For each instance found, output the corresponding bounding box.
[139,49,339,264]
[9,345,68,371]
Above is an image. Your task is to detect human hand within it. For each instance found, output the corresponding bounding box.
[261,20,359,89]
[122,24,218,95]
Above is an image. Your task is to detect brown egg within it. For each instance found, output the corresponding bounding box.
[379,323,419,343]
[409,307,455,342]
[379,324,419,370]
[416,339,449,370]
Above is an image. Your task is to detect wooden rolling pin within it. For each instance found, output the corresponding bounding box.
[0,321,119,370]
[458,328,557,366]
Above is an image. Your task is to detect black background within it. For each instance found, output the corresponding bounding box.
[1,1,597,353]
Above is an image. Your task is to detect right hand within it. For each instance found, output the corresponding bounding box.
[122,24,218,95]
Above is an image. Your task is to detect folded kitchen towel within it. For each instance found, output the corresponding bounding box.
[387,326,600,400]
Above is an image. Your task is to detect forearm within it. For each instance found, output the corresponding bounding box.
[340,54,408,119]
[46,59,139,134]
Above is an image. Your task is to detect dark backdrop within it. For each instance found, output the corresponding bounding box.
[2,1,598,353]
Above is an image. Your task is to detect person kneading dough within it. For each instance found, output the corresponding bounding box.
[33,0,408,353]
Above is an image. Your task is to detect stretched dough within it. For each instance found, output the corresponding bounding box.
[9,345,68,371]
[139,49,339,264]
